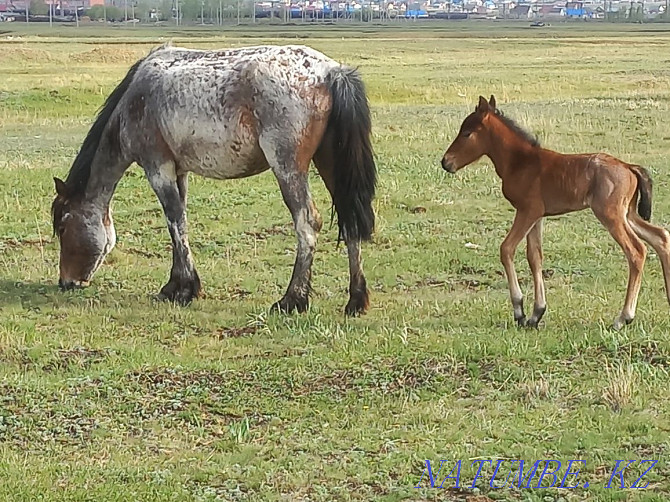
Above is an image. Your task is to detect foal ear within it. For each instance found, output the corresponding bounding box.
[54,177,70,198]
[476,95,490,113]
[489,95,497,109]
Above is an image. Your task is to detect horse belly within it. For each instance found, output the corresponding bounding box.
[167,118,269,180]
[177,138,269,180]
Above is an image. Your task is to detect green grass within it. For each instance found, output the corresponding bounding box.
[1,22,670,501]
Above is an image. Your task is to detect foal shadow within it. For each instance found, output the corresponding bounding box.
[0,279,56,309]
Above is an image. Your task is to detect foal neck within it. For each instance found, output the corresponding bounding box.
[485,114,538,177]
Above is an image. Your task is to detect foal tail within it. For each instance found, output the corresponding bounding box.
[324,66,377,242]
[632,166,653,222]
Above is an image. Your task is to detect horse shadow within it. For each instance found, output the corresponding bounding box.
[0,279,56,309]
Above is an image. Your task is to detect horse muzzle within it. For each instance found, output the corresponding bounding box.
[58,278,90,291]
[442,157,456,173]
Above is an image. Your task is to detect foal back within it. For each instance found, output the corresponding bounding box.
[530,151,646,219]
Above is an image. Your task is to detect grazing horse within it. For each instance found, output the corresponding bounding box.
[51,44,377,316]
[441,95,670,329]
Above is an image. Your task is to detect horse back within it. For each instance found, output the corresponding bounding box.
[117,45,337,179]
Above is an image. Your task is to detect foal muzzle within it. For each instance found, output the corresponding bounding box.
[442,157,456,173]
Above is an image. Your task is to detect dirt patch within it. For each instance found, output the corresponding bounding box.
[0,47,57,64]
[124,247,162,259]
[0,237,51,251]
[72,47,141,64]
[43,346,111,372]
[244,223,293,240]
[592,340,669,367]
[216,325,259,339]
[299,356,469,396]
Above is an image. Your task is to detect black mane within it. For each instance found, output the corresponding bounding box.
[494,109,540,147]
[52,56,145,235]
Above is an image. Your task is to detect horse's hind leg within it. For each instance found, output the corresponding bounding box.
[261,139,322,314]
[525,219,547,328]
[628,211,670,305]
[593,207,646,330]
[143,159,201,305]
[313,136,369,316]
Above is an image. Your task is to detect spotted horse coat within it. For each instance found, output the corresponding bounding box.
[51,44,377,316]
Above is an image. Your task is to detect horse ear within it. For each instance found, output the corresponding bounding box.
[489,95,496,109]
[476,95,489,113]
[54,177,70,198]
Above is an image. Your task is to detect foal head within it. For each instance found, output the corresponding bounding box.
[441,95,498,173]
[52,178,116,290]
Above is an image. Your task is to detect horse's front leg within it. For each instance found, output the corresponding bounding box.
[145,163,201,305]
[501,211,541,327]
[271,169,322,314]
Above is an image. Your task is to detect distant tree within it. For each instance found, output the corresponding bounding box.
[29,0,49,15]
[87,4,124,20]
[179,0,201,20]
[158,0,173,20]
[135,0,153,21]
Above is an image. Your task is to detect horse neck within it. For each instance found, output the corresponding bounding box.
[82,155,129,213]
[484,118,536,180]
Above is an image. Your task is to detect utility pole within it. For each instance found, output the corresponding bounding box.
[49,0,53,26]
[124,0,128,23]
[103,1,107,23]
[252,0,255,22]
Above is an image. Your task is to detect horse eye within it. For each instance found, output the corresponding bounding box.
[462,131,472,138]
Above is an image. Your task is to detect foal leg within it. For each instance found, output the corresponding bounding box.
[501,212,541,327]
[594,209,646,330]
[628,211,670,305]
[144,160,201,305]
[314,138,369,316]
[525,219,547,328]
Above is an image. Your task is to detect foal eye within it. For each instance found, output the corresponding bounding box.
[462,131,472,138]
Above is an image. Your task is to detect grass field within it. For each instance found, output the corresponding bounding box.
[1,21,670,501]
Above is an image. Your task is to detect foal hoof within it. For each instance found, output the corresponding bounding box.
[270,295,308,315]
[157,277,201,306]
[525,318,540,329]
[612,316,634,331]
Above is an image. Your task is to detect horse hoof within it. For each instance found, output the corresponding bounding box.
[515,316,527,328]
[270,296,308,314]
[344,295,369,317]
[157,277,201,306]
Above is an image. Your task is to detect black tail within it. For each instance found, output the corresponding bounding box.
[632,166,653,221]
[325,66,377,242]
[63,56,145,197]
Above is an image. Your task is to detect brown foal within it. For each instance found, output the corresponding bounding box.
[441,95,670,329]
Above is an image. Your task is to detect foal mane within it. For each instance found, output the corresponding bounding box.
[493,109,540,148]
